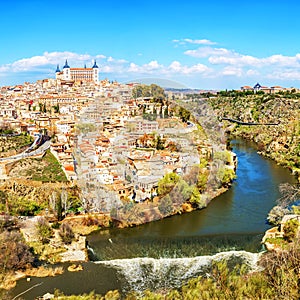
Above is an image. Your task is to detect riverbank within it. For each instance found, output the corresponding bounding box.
[229,127,300,183]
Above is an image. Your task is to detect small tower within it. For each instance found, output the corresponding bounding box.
[92,60,99,83]
[63,60,71,80]
[253,83,261,93]
[55,64,61,80]
[63,59,70,69]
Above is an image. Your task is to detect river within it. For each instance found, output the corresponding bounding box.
[12,139,297,298]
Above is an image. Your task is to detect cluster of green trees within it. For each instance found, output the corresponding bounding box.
[132,84,166,102]
[142,104,170,120]
[157,163,210,215]
[35,217,75,245]
[177,106,191,123]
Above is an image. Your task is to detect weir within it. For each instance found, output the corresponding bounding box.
[95,250,262,293]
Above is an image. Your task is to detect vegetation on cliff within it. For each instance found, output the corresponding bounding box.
[8,149,68,182]
[0,180,80,216]
[0,133,33,157]
[206,90,299,176]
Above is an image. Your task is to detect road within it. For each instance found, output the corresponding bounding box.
[0,140,51,162]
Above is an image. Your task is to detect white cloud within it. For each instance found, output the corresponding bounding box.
[185,46,300,69]
[183,38,217,45]
[168,61,182,72]
[174,38,217,46]
[246,69,260,76]
[145,60,162,70]
[221,66,243,77]
[3,47,300,89]
[1,51,107,73]
[128,63,140,73]
[185,47,231,58]
[266,69,300,80]
[168,61,211,74]
[107,56,127,63]
[96,54,106,59]
[126,60,211,76]
[127,61,163,74]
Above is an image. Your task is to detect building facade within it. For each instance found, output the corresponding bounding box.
[56,60,99,83]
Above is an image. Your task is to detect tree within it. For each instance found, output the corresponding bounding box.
[164,107,169,118]
[150,84,165,102]
[277,183,300,208]
[178,107,191,123]
[189,186,205,208]
[158,195,173,215]
[36,217,53,244]
[53,104,60,113]
[55,196,62,221]
[267,205,290,225]
[0,190,8,213]
[283,219,299,242]
[155,135,165,150]
[133,85,143,99]
[217,166,236,187]
[158,172,180,196]
[0,230,33,272]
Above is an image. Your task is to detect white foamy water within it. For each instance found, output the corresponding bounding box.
[95,250,262,293]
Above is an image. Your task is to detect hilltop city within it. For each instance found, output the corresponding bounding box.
[0,61,224,215]
[0,61,297,215]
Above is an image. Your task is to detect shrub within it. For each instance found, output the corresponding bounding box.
[82,215,99,226]
[59,223,75,244]
[283,219,299,242]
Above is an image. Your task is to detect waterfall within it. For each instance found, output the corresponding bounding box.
[87,244,97,260]
[95,250,262,293]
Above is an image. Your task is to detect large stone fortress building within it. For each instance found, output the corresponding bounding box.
[56,60,99,83]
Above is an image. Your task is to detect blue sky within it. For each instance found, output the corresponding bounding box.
[1,0,300,89]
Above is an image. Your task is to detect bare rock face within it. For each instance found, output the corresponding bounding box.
[60,235,88,262]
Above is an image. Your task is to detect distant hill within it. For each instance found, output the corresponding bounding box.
[126,78,188,89]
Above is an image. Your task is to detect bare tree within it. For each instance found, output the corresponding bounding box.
[277,183,300,208]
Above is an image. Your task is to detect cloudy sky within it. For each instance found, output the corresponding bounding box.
[1,0,300,89]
